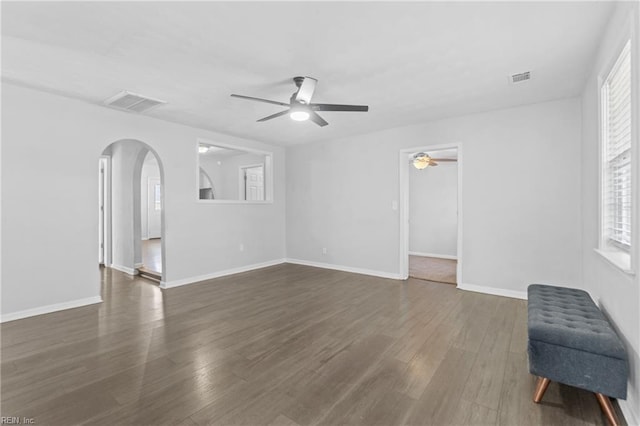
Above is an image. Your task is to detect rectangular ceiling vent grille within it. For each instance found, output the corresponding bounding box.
[104,91,166,113]
[510,71,531,84]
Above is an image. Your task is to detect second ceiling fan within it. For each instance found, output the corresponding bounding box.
[412,152,457,169]
[231,76,368,127]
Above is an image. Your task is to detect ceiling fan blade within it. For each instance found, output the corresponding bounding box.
[430,158,457,162]
[257,109,290,122]
[231,94,288,107]
[310,103,369,112]
[295,77,317,104]
[308,111,328,127]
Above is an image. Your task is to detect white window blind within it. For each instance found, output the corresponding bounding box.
[602,40,632,251]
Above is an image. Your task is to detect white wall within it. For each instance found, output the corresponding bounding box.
[409,162,457,257]
[1,82,286,318]
[141,152,161,240]
[199,155,223,197]
[286,97,582,294]
[580,2,640,423]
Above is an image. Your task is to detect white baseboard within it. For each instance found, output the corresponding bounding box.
[619,398,639,426]
[285,258,403,280]
[110,264,138,276]
[134,263,144,268]
[409,251,458,260]
[160,259,286,289]
[457,283,527,300]
[1,296,103,323]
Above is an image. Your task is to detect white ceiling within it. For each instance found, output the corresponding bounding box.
[1,1,613,146]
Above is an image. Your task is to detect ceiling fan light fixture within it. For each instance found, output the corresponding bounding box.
[290,103,310,121]
[290,110,310,121]
[412,153,431,170]
[231,76,368,127]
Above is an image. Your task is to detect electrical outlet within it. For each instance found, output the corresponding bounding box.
[239,243,244,252]
[322,248,327,255]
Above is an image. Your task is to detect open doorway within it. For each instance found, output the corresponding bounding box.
[139,152,162,281]
[399,144,462,285]
[99,139,165,284]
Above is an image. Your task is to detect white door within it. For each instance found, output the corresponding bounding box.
[147,178,162,239]
[244,166,264,201]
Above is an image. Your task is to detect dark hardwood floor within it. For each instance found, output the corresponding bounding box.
[1,264,610,425]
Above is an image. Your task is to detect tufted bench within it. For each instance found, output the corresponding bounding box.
[527,284,628,426]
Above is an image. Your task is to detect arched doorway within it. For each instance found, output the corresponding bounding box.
[98,139,166,283]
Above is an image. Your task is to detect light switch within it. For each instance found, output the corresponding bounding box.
[391,201,398,211]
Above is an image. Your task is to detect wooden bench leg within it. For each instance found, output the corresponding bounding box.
[595,393,619,426]
[533,376,551,403]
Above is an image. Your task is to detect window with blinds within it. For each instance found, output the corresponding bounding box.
[602,40,632,252]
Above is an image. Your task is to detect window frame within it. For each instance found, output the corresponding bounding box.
[596,29,637,275]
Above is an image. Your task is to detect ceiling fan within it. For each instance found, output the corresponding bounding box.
[231,76,368,127]
[412,152,457,169]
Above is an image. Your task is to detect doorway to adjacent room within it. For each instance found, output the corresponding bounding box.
[99,139,165,283]
[399,144,462,285]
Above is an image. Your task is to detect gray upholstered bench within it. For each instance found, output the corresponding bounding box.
[527,284,628,426]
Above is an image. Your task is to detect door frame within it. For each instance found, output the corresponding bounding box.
[398,142,463,284]
[98,156,112,266]
[238,163,265,201]
[147,177,162,239]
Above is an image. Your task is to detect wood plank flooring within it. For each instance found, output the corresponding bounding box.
[142,238,162,274]
[1,264,611,425]
[408,256,456,284]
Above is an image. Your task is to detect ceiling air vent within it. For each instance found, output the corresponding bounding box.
[510,71,531,84]
[104,91,166,113]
